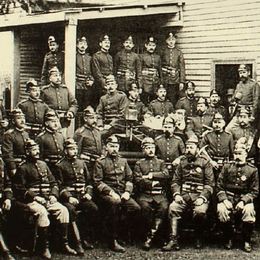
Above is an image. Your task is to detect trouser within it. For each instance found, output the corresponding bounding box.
[27,201,69,227]
[99,194,141,241]
[64,199,99,240]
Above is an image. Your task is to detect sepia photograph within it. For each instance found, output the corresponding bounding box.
[0,0,260,259]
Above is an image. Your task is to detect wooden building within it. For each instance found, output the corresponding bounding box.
[0,0,259,109]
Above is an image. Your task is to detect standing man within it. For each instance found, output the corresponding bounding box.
[114,35,142,93]
[74,106,103,174]
[75,36,95,126]
[134,137,169,250]
[41,35,64,85]
[175,81,197,118]
[40,66,78,134]
[14,139,77,259]
[161,33,185,106]
[217,144,259,252]
[162,136,214,251]
[206,90,226,118]
[91,35,113,103]
[140,36,162,105]
[17,78,49,139]
[2,109,29,178]
[234,64,260,125]
[93,135,140,252]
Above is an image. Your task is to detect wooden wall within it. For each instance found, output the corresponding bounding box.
[177,0,260,97]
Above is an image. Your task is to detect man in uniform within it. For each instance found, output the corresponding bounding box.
[2,109,29,179]
[161,33,185,106]
[226,88,237,123]
[14,139,77,259]
[96,74,128,127]
[200,112,234,175]
[155,116,185,176]
[56,138,99,252]
[227,107,256,155]
[140,36,162,105]
[175,81,197,118]
[91,35,113,102]
[234,64,260,126]
[41,36,64,85]
[75,36,95,127]
[93,135,140,252]
[36,110,65,174]
[134,137,169,250]
[74,106,102,174]
[186,97,213,142]
[217,144,259,252]
[148,85,174,118]
[114,35,142,93]
[162,136,214,251]
[17,78,50,139]
[206,89,226,118]
[41,66,78,133]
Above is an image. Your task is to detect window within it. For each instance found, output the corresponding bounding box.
[212,60,255,107]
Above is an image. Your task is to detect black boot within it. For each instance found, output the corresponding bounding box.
[39,227,51,260]
[111,239,126,253]
[0,232,15,260]
[222,222,234,250]
[242,222,254,253]
[162,218,180,251]
[60,223,77,255]
[194,214,206,249]
[71,221,85,256]
[143,218,162,251]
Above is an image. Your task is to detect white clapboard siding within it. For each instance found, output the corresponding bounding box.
[177,0,260,96]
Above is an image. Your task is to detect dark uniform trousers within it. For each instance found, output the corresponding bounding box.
[93,155,140,241]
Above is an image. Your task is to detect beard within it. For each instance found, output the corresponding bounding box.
[165,131,171,138]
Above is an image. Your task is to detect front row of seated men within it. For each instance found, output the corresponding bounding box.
[0,125,258,259]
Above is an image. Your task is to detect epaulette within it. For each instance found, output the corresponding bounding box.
[117,91,126,96]
[17,99,27,105]
[247,162,256,168]
[155,134,164,140]
[75,126,85,134]
[5,129,14,135]
[41,85,50,90]
[173,135,182,141]
[249,78,256,83]
[56,157,65,165]
[99,155,106,160]
[61,84,67,88]
[37,130,46,138]
[150,99,157,104]
[179,97,186,101]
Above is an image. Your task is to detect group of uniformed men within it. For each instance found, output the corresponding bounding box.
[0,32,259,260]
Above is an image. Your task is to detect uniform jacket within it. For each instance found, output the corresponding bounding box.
[235,78,260,117]
[74,125,102,157]
[41,83,78,115]
[171,155,214,201]
[175,96,197,117]
[200,130,234,159]
[140,51,162,93]
[114,49,142,90]
[76,52,93,89]
[17,97,50,125]
[206,105,226,119]
[161,47,185,85]
[36,129,65,160]
[41,51,64,85]
[155,134,185,163]
[148,98,174,117]
[96,90,128,123]
[14,159,59,202]
[217,162,259,204]
[91,50,113,88]
[2,128,29,170]
[93,155,133,195]
[134,156,169,200]
[56,157,93,201]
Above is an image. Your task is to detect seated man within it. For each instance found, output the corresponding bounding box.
[134,137,169,250]
[217,143,259,252]
[148,85,174,118]
[163,136,214,251]
[56,138,99,253]
[93,135,140,252]
[14,139,77,259]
